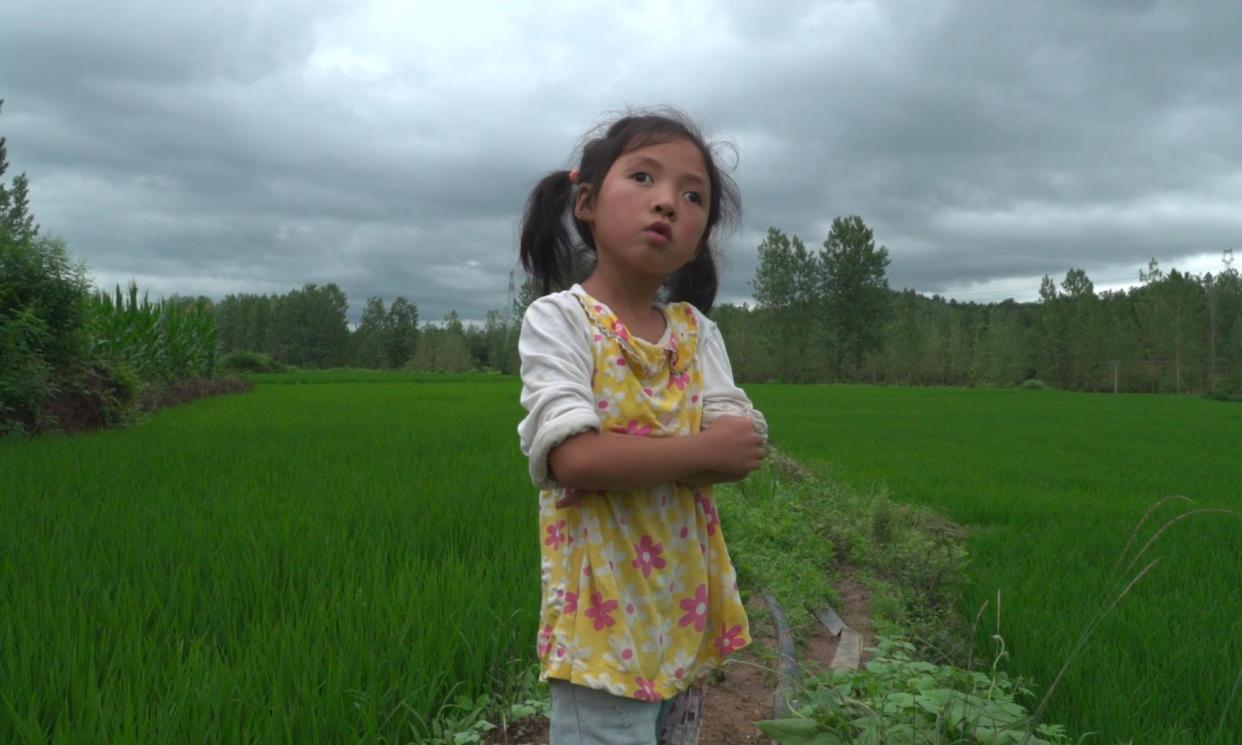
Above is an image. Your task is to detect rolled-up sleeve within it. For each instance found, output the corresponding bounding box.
[517,296,601,490]
[696,313,769,444]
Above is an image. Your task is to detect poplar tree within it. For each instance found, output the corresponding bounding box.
[819,216,890,375]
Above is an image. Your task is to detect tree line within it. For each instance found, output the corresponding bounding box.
[210,278,539,375]
[723,224,1240,394]
[210,210,1240,397]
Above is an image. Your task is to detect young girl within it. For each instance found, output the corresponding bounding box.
[516,109,769,745]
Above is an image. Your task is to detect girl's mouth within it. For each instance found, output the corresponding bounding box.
[644,222,673,242]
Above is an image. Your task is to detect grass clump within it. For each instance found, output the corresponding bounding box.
[716,450,968,659]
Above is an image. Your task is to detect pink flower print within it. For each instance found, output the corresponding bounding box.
[585,592,619,631]
[612,319,630,341]
[545,520,569,550]
[669,371,689,391]
[634,677,661,702]
[715,624,746,656]
[610,419,652,436]
[538,625,554,658]
[603,356,630,383]
[691,394,699,403]
[595,387,625,418]
[684,307,697,326]
[694,492,719,537]
[678,584,710,633]
[631,534,667,578]
[643,387,654,397]
[563,592,579,614]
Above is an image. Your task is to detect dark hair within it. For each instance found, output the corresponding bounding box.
[518,107,740,314]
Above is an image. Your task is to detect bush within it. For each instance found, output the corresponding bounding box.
[221,350,289,373]
[1018,378,1051,390]
[1201,388,1242,403]
[42,359,142,434]
[1,235,93,435]
[757,636,1075,745]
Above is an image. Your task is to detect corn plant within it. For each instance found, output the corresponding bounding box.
[88,280,219,383]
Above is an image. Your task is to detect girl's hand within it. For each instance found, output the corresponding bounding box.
[699,415,767,476]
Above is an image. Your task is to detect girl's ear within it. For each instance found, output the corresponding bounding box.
[573,184,595,223]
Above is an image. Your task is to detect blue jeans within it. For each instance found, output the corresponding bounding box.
[548,679,705,745]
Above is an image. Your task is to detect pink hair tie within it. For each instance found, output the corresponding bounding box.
[568,168,580,184]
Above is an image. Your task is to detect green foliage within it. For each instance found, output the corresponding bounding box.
[821,215,892,375]
[214,283,351,369]
[752,227,823,381]
[716,452,968,656]
[756,637,1073,745]
[220,350,289,373]
[89,280,219,384]
[0,109,97,433]
[353,296,390,368]
[385,296,419,368]
[714,455,840,631]
[726,232,1242,394]
[750,218,893,381]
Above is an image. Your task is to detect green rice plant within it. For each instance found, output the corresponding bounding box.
[88,280,219,384]
[0,375,535,742]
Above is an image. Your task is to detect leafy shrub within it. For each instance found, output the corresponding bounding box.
[1018,378,1050,390]
[221,350,289,373]
[43,359,143,433]
[757,636,1074,745]
[1201,388,1242,403]
[0,235,93,435]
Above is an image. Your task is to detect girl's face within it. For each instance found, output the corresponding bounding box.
[574,138,711,283]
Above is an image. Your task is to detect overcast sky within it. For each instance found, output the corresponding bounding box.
[2,1,1239,325]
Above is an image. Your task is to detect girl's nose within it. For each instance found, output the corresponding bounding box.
[654,195,676,220]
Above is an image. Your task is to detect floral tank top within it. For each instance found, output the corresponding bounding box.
[536,288,751,701]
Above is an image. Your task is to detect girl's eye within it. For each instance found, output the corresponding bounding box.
[631,172,653,184]
[683,191,703,206]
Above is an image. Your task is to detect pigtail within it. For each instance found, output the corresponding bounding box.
[667,248,719,315]
[519,171,578,296]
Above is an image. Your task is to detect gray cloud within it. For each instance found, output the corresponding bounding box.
[2,0,1239,326]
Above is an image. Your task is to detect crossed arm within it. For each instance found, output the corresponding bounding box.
[547,429,750,492]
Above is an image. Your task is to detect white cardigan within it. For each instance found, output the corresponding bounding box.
[516,284,769,490]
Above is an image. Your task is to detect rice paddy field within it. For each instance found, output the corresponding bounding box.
[749,384,1242,744]
[2,373,1240,743]
[0,374,537,742]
